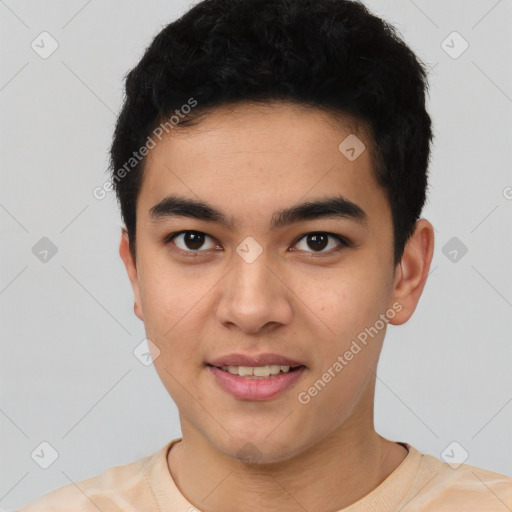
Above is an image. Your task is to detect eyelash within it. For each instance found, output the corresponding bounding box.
[162,230,352,258]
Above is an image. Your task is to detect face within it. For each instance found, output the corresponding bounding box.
[120,102,426,464]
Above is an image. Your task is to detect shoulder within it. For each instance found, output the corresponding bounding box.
[18,447,163,511]
[407,446,512,510]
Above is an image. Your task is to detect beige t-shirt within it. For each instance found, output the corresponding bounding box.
[19,438,512,511]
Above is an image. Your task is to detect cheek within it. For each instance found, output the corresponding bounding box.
[306,265,388,334]
[135,257,204,370]
[137,250,202,330]
[303,264,391,395]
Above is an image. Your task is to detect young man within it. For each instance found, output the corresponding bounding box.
[21,0,512,510]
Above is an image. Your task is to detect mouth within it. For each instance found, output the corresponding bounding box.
[206,363,305,378]
[205,361,307,400]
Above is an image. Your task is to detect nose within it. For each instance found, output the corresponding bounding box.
[215,250,294,335]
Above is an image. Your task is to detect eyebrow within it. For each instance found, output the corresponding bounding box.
[149,194,368,230]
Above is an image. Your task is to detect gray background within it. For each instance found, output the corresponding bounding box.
[1,0,511,509]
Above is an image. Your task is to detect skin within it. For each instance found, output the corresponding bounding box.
[119,101,435,512]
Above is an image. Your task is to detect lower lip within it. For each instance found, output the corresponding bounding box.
[207,365,306,401]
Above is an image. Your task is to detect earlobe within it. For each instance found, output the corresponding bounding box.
[388,219,435,326]
[119,228,144,321]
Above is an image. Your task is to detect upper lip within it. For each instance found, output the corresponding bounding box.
[207,353,306,368]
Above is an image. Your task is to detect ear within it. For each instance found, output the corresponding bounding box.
[388,218,435,325]
[119,228,144,321]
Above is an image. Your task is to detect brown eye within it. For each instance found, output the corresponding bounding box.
[165,231,219,254]
[181,231,206,250]
[293,232,349,254]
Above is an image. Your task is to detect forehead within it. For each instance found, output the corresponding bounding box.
[138,102,389,230]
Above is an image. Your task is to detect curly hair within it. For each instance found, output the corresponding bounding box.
[110,0,434,265]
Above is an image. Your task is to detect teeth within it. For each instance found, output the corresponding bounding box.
[270,365,281,374]
[253,366,271,377]
[238,366,253,377]
[218,364,296,377]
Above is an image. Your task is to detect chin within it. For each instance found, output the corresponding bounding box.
[215,431,308,466]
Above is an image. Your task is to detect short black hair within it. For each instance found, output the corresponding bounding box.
[110,0,434,265]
